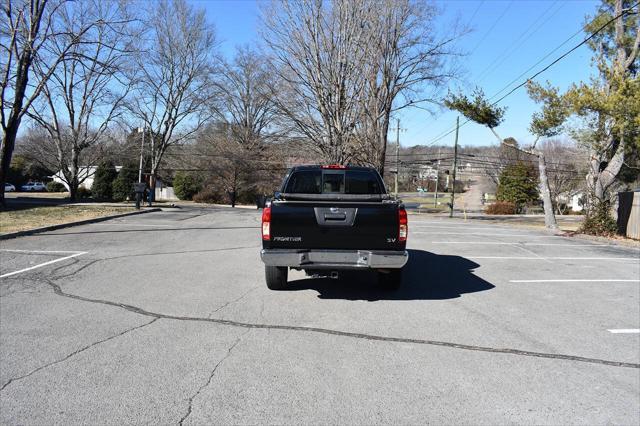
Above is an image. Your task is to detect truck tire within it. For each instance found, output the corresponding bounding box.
[378,269,402,291]
[265,265,288,290]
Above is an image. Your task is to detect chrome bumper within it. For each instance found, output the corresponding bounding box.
[260,249,408,269]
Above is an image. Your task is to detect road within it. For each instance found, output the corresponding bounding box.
[1,205,639,424]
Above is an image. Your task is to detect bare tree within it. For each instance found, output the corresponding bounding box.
[261,0,372,164]
[128,0,218,200]
[216,46,280,151]
[0,0,104,204]
[25,0,137,200]
[206,47,283,204]
[542,139,587,214]
[354,0,462,174]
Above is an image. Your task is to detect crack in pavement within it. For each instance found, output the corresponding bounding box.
[208,286,260,319]
[49,246,260,281]
[38,278,639,370]
[0,317,158,392]
[177,332,247,425]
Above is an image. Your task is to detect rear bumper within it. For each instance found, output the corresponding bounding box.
[260,249,408,269]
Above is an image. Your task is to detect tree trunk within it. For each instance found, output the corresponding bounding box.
[377,115,390,176]
[68,149,80,201]
[149,172,156,204]
[536,151,558,230]
[0,128,19,207]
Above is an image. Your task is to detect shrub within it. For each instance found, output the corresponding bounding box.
[92,161,118,200]
[579,200,617,236]
[192,187,223,203]
[496,162,539,211]
[46,181,66,192]
[485,201,516,215]
[77,186,92,199]
[112,163,138,201]
[173,171,203,200]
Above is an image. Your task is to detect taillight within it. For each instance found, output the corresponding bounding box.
[321,164,346,169]
[261,206,271,241]
[398,208,408,242]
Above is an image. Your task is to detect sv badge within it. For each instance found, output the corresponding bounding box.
[386,238,397,243]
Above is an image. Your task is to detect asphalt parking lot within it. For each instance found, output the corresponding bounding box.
[1,205,639,424]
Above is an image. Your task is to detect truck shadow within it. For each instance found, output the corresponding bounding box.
[286,249,494,301]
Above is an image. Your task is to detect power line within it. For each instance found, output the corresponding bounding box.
[476,1,564,83]
[470,0,514,52]
[419,2,639,148]
[491,1,639,105]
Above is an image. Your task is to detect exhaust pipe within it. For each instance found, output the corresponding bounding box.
[330,271,339,279]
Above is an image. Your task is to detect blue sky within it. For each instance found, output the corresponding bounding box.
[194,0,601,148]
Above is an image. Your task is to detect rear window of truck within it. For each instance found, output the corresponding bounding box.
[284,170,382,194]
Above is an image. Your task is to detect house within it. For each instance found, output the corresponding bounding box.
[155,178,178,201]
[51,166,122,190]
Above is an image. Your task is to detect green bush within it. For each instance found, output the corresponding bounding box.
[46,181,66,192]
[173,171,203,200]
[485,201,517,215]
[579,200,617,236]
[496,162,539,212]
[92,161,118,200]
[112,163,138,201]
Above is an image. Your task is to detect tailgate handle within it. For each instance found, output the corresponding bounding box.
[314,207,357,226]
[324,213,346,221]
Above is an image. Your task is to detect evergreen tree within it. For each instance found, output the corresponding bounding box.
[92,161,118,200]
[496,163,539,212]
[112,163,139,202]
[173,171,203,200]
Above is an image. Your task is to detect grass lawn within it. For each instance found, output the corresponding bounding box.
[0,205,135,233]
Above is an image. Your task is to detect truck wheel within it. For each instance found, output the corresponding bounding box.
[378,269,402,291]
[265,266,288,290]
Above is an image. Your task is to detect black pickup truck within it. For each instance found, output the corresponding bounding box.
[260,165,408,290]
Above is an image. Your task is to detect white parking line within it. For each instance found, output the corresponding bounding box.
[432,242,605,247]
[607,329,640,334]
[413,231,560,237]
[0,249,83,254]
[470,256,637,261]
[0,250,87,278]
[414,225,517,231]
[510,279,640,283]
[92,223,171,227]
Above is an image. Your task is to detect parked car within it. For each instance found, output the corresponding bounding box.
[260,165,408,290]
[20,181,47,192]
[4,183,16,192]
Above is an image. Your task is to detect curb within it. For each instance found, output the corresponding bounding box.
[561,232,640,249]
[0,208,161,241]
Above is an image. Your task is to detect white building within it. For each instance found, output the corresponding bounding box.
[52,166,122,190]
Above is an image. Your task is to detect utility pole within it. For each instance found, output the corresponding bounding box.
[434,147,440,208]
[136,126,145,209]
[449,116,459,218]
[394,118,400,198]
[149,132,155,206]
[138,126,145,183]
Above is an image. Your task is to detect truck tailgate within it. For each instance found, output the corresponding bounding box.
[266,200,402,250]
